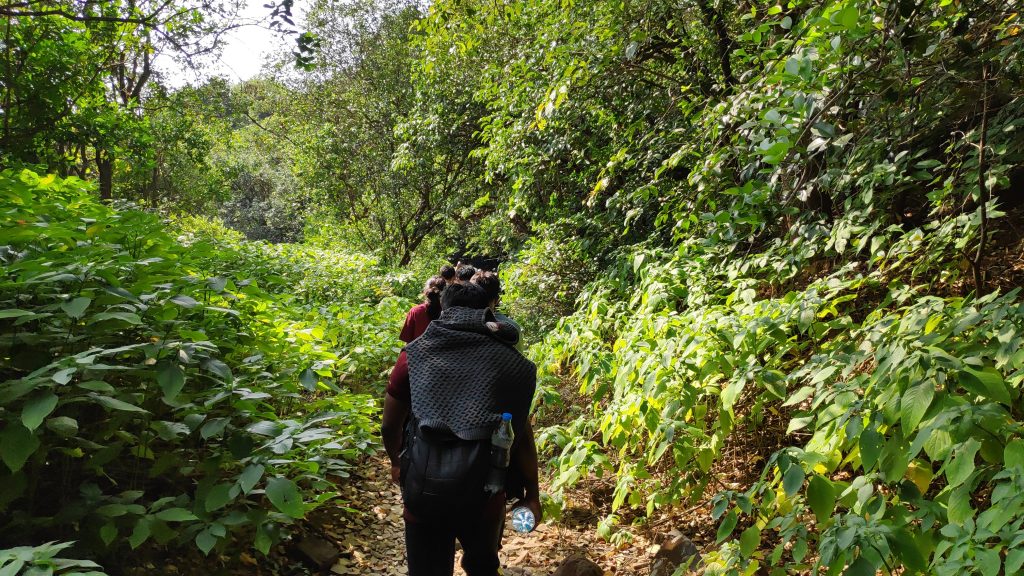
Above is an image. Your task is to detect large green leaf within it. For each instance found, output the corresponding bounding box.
[204,483,233,512]
[266,477,305,519]
[238,464,265,494]
[60,297,91,319]
[157,363,186,400]
[739,525,760,557]
[859,428,882,471]
[782,464,804,497]
[806,474,836,523]
[154,508,198,522]
[945,440,980,488]
[21,392,58,431]
[900,382,933,433]
[959,367,1011,405]
[90,394,148,413]
[0,425,40,472]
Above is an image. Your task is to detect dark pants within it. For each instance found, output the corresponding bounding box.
[404,494,506,576]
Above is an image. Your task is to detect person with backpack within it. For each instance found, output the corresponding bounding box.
[381,283,542,576]
[399,275,447,343]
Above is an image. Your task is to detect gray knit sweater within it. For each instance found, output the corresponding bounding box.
[405,306,537,440]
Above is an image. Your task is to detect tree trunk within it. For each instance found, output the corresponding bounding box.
[97,149,113,200]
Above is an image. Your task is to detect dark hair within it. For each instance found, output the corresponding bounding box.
[423,276,446,319]
[439,265,456,281]
[456,264,477,282]
[440,282,489,310]
[471,270,500,305]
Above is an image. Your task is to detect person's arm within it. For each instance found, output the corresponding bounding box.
[382,350,412,483]
[381,392,410,483]
[512,418,542,523]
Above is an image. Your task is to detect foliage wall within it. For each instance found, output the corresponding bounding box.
[404,0,1024,574]
[0,169,408,568]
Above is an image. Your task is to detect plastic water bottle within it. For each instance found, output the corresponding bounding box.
[511,505,536,533]
[484,413,514,496]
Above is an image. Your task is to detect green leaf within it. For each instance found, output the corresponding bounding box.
[739,525,761,556]
[960,367,1011,405]
[889,529,927,574]
[845,557,874,576]
[100,522,117,546]
[200,418,229,439]
[716,510,738,543]
[0,424,40,472]
[0,559,25,576]
[806,475,836,523]
[945,440,979,488]
[170,294,200,308]
[90,394,148,413]
[97,503,128,517]
[202,358,232,382]
[238,464,265,494]
[45,416,78,438]
[975,547,1000,576]
[1006,548,1024,575]
[52,367,76,385]
[254,524,272,555]
[783,464,804,497]
[924,428,953,461]
[21,392,58,431]
[299,368,318,391]
[947,486,973,524]
[0,309,34,319]
[900,382,933,433]
[196,529,218,555]
[92,312,142,324]
[157,363,186,400]
[154,507,198,522]
[1005,439,1024,468]
[205,483,233,512]
[61,297,91,319]
[266,477,305,519]
[837,6,859,30]
[860,427,882,471]
[128,518,151,549]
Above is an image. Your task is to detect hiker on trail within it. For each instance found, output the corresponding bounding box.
[381,283,542,576]
[440,264,456,283]
[399,276,446,343]
[471,270,521,340]
[454,263,477,284]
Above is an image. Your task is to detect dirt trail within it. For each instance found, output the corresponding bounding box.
[313,456,662,576]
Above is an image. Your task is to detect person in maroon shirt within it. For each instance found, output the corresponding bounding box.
[399,276,446,343]
[382,284,541,576]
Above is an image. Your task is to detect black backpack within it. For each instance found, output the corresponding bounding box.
[400,417,491,521]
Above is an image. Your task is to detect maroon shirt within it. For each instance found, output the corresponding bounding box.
[387,350,411,404]
[399,303,432,343]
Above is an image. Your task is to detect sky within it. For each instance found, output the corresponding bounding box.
[155,0,309,88]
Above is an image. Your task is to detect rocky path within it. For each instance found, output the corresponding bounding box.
[305,456,678,576]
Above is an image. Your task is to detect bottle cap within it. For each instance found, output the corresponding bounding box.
[502,412,512,421]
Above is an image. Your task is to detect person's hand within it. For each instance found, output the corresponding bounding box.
[390,464,401,485]
[523,493,542,525]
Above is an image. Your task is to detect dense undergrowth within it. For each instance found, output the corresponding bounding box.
[454,1,1024,574]
[0,169,409,572]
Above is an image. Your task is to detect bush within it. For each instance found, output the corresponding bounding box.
[0,169,400,564]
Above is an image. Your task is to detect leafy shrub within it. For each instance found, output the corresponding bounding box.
[0,169,394,563]
[0,542,107,575]
[501,221,604,340]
